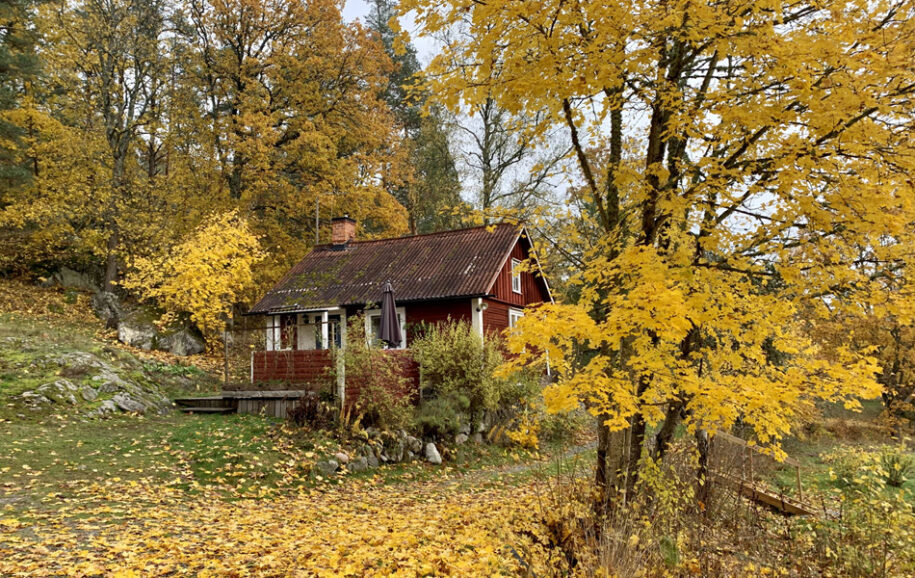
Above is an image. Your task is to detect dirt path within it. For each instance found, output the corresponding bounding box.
[436,441,596,490]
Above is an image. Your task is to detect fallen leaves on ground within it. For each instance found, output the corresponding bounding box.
[1,473,544,576]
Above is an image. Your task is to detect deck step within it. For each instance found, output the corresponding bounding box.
[173,396,229,406]
[177,406,236,414]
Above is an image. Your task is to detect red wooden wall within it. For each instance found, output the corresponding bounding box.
[404,298,472,345]
[249,350,334,391]
[482,299,512,335]
[483,235,550,334]
[488,236,551,305]
[248,349,420,408]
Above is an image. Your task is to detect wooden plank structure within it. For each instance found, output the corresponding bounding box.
[710,431,815,516]
[173,390,311,418]
[173,396,236,414]
[710,471,814,516]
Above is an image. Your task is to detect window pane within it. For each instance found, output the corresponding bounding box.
[371,315,382,345]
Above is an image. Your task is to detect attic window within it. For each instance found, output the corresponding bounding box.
[511,259,522,294]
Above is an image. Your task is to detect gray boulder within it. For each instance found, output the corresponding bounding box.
[160,327,206,356]
[80,386,98,402]
[91,291,122,325]
[471,433,484,444]
[54,351,106,375]
[34,379,80,405]
[87,399,118,418]
[44,267,100,292]
[20,391,52,409]
[117,318,157,350]
[390,441,405,463]
[348,457,369,473]
[424,442,442,465]
[455,433,469,445]
[366,454,380,468]
[334,452,351,465]
[92,369,133,393]
[405,436,423,454]
[314,459,339,477]
[112,392,146,413]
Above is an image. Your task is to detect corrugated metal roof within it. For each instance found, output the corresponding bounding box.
[248,223,523,314]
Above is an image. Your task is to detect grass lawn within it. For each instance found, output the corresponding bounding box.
[759,400,915,505]
[0,410,574,525]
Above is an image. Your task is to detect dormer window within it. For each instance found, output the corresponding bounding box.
[511,258,522,294]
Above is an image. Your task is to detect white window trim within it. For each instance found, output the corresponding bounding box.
[511,258,522,294]
[508,308,524,329]
[364,306,407,349]
[267,313,298,352]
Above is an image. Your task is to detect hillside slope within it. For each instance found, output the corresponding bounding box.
[0,280,220,421]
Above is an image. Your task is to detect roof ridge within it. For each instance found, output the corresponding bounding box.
[315,222,520,249]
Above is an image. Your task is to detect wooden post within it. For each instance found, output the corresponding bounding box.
[747,447,754,485]
[796,466,803,501]
[223,329,230,390]
[321,311,329,351]
[335,313,346,412]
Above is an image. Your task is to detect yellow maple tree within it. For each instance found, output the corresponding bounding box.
[404,0,915,504]
[122,210,265,341]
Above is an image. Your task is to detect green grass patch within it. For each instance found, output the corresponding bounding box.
[0,413,340,518]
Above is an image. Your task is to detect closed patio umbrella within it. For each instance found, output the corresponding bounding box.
[379,281,402,348]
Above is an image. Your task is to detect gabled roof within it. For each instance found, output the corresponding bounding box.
[249,223,543,314]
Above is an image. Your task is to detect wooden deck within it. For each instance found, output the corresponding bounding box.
[173,390,311,418]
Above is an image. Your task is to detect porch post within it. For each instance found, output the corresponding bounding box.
[336,313,346,411]
[472,298,484,337]
[321,310,329,350]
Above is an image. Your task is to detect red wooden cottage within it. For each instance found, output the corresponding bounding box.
[242,217,552,407]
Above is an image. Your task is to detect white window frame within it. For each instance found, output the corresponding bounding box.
[364,306,407,349]
[508,308,524,329]
[266,315,279,351]
[267,313,298,352]
[511,258,522,294]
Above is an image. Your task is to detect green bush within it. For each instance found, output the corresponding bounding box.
[341,315,413,431]
[411,321,512,430]
[412,393,466,438]
[880,446,914,488]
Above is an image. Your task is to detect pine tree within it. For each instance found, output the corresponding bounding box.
[367,0,461,234]
[0,0,39,194]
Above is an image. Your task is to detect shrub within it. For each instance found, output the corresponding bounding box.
[828,444,915,489]
[814,448,915,577]
[412,393,466,438]
[880,446,914,488]
[412,320,515,430]
[341,315,413,431]
[122,210,265,341]
[287,393,336,430]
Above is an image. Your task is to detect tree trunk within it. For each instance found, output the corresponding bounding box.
[595,415,633,514]
[104,227,119,293]
[652,401,684,461]
[104,152,127,293]
[695,429,711,514]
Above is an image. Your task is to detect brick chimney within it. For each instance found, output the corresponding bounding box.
[331,216,356,246]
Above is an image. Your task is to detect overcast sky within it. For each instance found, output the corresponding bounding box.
[341,0,437,66]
